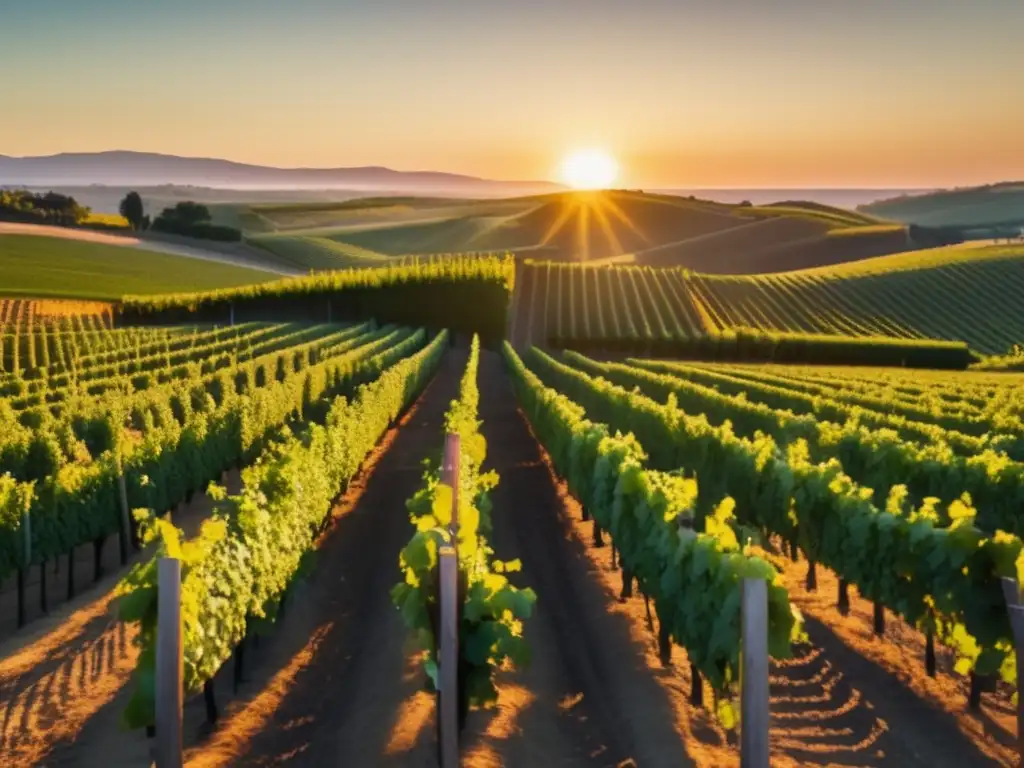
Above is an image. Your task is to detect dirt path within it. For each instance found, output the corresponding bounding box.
[0,222,291,275]
[177,349,466,767]
[0,472,240,767]
[769,549,1014,766]
[471,350,698,766]
[0,477,225,642]
[474,351,1007,767]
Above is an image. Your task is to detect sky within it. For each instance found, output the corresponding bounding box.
[1,0,1023,188]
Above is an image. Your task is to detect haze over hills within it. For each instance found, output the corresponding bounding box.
[0,150,563,196]
[1,151,952,210]
[862,181,1024,232]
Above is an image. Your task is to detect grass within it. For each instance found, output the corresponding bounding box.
[0,234,275,299]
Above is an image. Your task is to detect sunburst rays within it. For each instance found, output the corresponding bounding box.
[540,191,648,262]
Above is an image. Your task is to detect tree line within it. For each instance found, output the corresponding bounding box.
[120,193,240,242]
[0,188,240,242]
[0,190,91,227]
[144,199,241,242]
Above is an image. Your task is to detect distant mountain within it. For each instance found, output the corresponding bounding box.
[0,151,563,196]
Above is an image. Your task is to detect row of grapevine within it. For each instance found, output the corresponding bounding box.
[717,362,1024,414]
[523,346,1024,688]
[116,329,450,727]
[503,343,799,723]
[692,250,1024,354]
[515,262,976,367]
[4,323,373,415]
[0,298,113,334]
[630,359,1021,458]
[565,353,1024,536]
[707,363,995,415]
[392,336,536,721]
[521,261,707,349]
[700,362,1023,433]
[2,323,340,406]
[0,323,380,482]
[1,315,153,376]
[119,254,515,345]
[0,325,426,589]
[3,322,268,384]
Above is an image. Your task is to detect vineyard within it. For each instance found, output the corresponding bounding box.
[513,243,1024,355]
[2,250,1024,767]
[118,253,515,345]
[0,297,113,331]
[0,316,442,635]
[500,343,1024,764]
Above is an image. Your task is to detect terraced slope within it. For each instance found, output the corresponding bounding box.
[516,243,1024,355]
[694,243,1024,353]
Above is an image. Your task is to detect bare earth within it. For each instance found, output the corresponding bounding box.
[0,222,291,275]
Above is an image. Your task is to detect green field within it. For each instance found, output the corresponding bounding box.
[0,234,276,299]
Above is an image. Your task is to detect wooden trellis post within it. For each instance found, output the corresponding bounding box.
[442,433,460,536]
[438,546,459,768]
[155,557,183,768]
[118,472,132,563]
[437,432,461,768]
[18,511,31,627]
[741,577,770,768]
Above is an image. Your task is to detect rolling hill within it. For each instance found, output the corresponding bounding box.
[862,182,1024,232]
[0,233,276,299]
[240,190,922,273]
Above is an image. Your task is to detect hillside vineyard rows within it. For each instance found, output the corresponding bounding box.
[513,248,1024,355]
[2,255,1024,767]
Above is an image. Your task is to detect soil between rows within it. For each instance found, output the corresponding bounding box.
[0,473,241,767]
[184,346,704,766]
[1,346,1015,767]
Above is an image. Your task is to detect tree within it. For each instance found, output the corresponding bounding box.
[37,192,88,226]
[165,201,211,226]
[0,189,87,226]
[150,201,239,241]
[119,192,145,231]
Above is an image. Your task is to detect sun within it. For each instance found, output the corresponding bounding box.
[560,149,618,190]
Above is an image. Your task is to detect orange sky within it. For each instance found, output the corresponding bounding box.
[2,0,1023,187]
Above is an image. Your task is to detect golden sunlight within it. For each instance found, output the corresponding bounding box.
[560,149,619,190]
